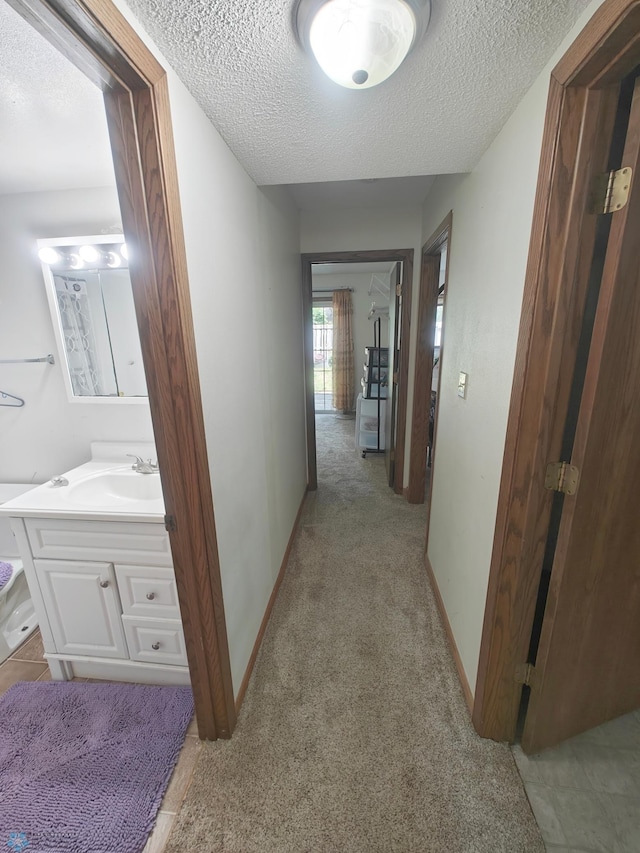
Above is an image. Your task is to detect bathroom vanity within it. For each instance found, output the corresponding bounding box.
[0,443,189,685]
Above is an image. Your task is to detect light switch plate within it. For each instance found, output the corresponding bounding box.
[458,372,468,398]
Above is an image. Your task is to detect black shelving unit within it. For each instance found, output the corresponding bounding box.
[358,317,388,458]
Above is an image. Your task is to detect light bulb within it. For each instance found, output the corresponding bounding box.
[120,243,129,260]
[68,254,84,270]
[79,244,101,263]
[38,247,61,265]
[308,0,417,89]
[106,252,121,268]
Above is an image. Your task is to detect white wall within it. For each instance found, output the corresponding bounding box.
[169,87,305,697]
[111,0,307,695]
[301,208,422,481]
[420,0,605,694]
[0,188,154,484]
[311,271,389,407]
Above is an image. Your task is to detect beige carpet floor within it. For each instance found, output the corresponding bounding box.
[165,416,543,852]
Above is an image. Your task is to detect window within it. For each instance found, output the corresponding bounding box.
[313,302,334,411]
[435,303,444,348]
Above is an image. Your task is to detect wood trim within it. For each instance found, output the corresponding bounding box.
[393,252,413,495]
[6,0,164,90]
[424,555,473,714]
[407,212,452,506]
[234,489,308,714]
[553,0,640,88]
[301,249,414,495]
[301,259,318,490]
[13,0,236,738]
[473,2,640,742]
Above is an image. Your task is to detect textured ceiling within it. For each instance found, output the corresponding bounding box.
[290,176,434,210]
[124,0,592,186]
[0,3,115,195]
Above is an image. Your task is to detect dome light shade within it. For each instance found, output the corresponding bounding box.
[296,0,429,89]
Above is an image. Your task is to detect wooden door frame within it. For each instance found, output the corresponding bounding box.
[10,0,236,739]
[407,212,452,506]
[473,0,640,742]
[301,250,414,494]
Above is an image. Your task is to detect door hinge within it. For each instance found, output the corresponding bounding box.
[545,461,580,495]
[515,662,536,687]
[396,282,402,297]
[164,514,177,533]
[590,167,632,214]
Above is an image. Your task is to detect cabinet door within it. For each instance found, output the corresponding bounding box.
[34,559,127,659]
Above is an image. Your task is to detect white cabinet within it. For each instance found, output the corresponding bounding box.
[35,559,128,659]
[355,393,386,451]
[10,516,189,686]
[25,517,172,565]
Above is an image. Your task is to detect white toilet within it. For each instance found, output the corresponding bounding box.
[0,484,38,663]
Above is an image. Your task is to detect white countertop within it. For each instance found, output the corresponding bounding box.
[0,442,165,524]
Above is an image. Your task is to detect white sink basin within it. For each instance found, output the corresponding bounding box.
[65,468,163,505]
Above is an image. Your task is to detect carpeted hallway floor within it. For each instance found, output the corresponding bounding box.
[165,416,543,852]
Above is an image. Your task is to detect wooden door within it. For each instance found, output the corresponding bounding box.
[522,77,640,753]
[385,263,402,486]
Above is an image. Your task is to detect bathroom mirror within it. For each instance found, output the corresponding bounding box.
[38,235,148,402]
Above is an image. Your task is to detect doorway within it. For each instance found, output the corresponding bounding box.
[301,249,414,493]
[407,212,452,507]
[8,0,235,739]
[474,0,640,754]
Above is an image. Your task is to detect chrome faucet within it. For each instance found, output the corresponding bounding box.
[127,454,159,474]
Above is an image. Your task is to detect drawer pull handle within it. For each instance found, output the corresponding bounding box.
[151,642,161,650]
[99,580,109,588]
[146,592,156,600]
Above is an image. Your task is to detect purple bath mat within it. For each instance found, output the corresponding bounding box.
[0,681,194,853]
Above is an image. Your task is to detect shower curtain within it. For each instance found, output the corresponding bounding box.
[332,289,354,413]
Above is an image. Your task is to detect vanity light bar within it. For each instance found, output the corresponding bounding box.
[38,243,129,270]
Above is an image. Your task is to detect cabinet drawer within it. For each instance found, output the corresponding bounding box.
[122,616,188,666]
[25,518,172,566]
[116,565,180,619]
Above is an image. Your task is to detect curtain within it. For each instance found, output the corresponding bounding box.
[332,290,354,412]
[54,276,103,396]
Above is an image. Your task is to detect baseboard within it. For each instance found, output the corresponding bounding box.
[424,554,474,714]
[234,488,308,714]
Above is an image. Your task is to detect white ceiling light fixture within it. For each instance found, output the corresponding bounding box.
[295,0,430,90]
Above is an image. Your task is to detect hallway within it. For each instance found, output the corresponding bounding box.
[164,416,542,851]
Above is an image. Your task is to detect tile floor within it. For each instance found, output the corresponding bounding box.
[513,710,640,852]
[1,630,200,853]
